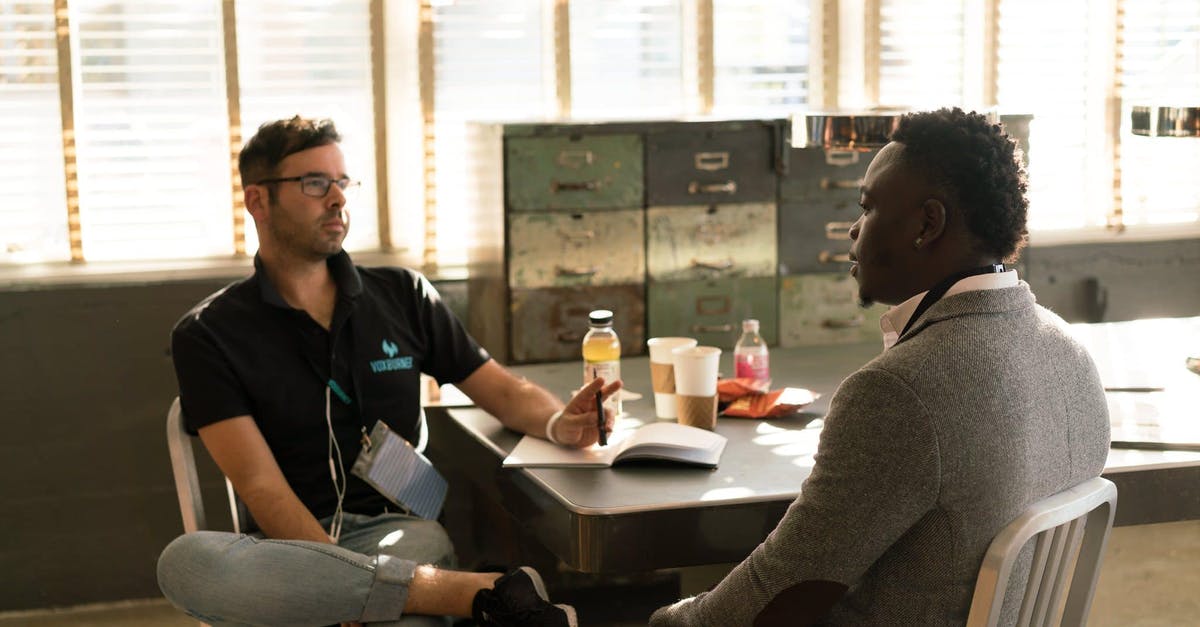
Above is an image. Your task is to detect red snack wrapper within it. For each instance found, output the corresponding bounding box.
[722,387,818,419]
[717,377,771,403]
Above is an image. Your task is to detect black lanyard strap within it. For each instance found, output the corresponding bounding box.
[900,263,1005,337]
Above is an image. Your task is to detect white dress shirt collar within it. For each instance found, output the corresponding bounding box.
[879,269,1019,350]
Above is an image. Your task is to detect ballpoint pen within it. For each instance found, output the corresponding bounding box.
[596,389,607,446]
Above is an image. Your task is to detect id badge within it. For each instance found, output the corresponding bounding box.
[351,420,447,520]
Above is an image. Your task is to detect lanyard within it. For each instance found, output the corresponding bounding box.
[900,263,1006,337]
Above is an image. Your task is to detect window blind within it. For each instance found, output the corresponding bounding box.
[0,0,68,263]
[997,0,1103,231]
[1119,0,1200,226]
[71,0,232,262]
[236,0,378,255]
[878,0,966,108]
[432,0,546,268]
[711,0,810,116]
[569,0,684,119]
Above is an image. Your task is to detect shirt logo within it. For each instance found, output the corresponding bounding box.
[371,338,413,373]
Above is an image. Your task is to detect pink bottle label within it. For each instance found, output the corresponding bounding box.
[735,353,770,381]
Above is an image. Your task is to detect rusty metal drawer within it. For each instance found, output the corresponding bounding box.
[777,199,856,275]
[508,209,645,289]
[778,273,886,347]
[506,134,644,211]
[646,276,777,350]
[646,202,776,282]
[509,285,646,364]
[777,146,873,274]
[645,125,777,205]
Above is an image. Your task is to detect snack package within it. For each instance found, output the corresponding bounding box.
[722,387,819,419]
[717,377,772,403]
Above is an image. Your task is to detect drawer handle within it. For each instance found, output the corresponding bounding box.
[691,323,734,334]
[691,258,735,272]
[695,295,731,316]
[552,180,601,193]
[558,228,595,243]
[825,221,855,240]
[556,330,585,343]
[555,265,599,277]
[694,151,730,171]
[822,315,864,329]
[820,177,863,190]
[818,250,852,264]
[688,180,738,195]
[556,149,594,169]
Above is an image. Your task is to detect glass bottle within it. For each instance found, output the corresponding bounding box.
[734,318,770,384]
[582,309,622,416]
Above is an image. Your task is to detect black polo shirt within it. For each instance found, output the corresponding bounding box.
[171,251,489,520]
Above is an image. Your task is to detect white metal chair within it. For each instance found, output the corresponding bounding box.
[966,476,1118,627]
[166,397,251,533]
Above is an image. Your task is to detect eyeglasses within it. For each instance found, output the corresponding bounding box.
[255,174,361,199]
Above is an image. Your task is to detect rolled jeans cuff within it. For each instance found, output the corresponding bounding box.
[361,553,418,622]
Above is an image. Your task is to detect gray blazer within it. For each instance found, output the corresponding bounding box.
[651,282,1111,626]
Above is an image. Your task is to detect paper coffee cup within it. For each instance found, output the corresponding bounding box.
[672,346,721,429]
[647,337,698,419]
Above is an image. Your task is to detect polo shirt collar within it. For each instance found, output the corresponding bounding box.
[253,249,364,308]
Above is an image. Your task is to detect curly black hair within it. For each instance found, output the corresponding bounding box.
[238,116,342,190]
[889,107,1029,262]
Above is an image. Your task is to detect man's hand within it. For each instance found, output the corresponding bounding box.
[549,377,622,448]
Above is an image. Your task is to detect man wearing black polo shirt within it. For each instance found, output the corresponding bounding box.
[156,116,617,627]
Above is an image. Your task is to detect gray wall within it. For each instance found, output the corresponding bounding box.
[0,239,1194,611]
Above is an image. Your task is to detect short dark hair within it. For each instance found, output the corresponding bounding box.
[238,116,342,188]
[890,107,1029,262]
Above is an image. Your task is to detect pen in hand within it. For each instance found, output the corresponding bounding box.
[596,389,607,446]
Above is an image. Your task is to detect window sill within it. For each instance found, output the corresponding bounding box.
[0,249,466,291]
[1029,222,1200,247]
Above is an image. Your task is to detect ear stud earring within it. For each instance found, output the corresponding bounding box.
[914,237,923,248]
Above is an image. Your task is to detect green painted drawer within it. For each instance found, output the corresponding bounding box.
[510,285,646,364]
[646,203,776,281]
[506,134,644,211]
[645,124,778,205]
[508,209,645,289]
[647,276,777,350]
[778,273,886,347]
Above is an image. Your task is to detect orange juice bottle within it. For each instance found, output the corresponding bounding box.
[582,309,621,416]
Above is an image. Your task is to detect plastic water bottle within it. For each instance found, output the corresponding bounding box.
[734,319,770,384]
[582,309,622,416]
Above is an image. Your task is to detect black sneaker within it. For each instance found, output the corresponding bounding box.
[472,566,578,627]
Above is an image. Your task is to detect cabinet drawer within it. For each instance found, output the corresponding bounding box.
[777,200,856,275]
[506,134,644,211]
[508,209,645,288]
[646,203,777,281]
[778,274,885,347]
[646,125,777,205]
[510,285,646,364]
[647,277,777,350]
[779,146,874,205]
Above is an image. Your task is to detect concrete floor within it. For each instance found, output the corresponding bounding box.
[3,519,1197,626]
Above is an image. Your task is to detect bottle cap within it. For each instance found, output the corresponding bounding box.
[742,319,760,332]
[588,309,614,325]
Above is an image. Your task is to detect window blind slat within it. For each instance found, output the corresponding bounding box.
[712,0,810,115]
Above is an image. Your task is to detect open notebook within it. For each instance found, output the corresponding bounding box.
[502,421,727,469]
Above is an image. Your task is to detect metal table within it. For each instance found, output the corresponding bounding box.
[427,322,1200,574]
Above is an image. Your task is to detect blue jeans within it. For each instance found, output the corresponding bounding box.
[157,512,455,626]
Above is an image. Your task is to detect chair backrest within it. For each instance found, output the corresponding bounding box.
[166,397,250,534]
[966,476,1118,627]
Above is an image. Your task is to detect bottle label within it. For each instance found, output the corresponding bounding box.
[584,360,622,416]
[735,353,770,382]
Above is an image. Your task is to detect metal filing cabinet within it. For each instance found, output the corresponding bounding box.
[467,119,786,363]
[776,145,888,347]
[644,122,782,350]
[467,124,648,364]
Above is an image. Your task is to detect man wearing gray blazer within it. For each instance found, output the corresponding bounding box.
[651,108,1110,626]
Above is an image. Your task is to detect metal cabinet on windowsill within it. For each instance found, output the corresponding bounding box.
[467,124,647,364]
[643,123,783,349]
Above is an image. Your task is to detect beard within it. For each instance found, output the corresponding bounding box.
[267,204,346,260]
